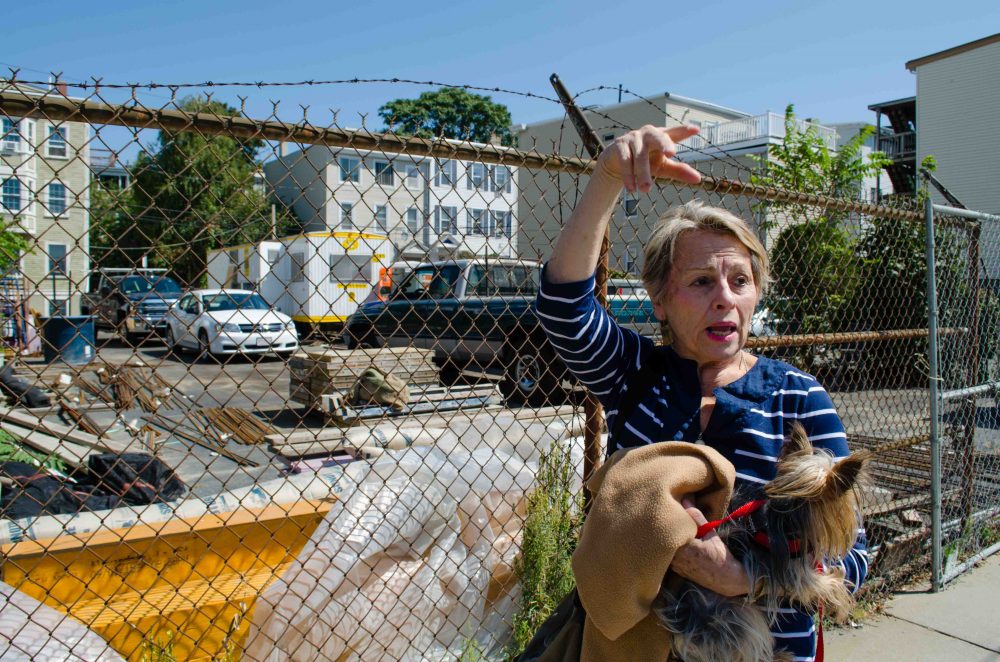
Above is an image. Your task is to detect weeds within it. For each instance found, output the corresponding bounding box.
[509,440,583,655]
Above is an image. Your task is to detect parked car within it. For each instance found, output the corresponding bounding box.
[342,259,658,404]
[81,268,183,340]
[164,289,299,358]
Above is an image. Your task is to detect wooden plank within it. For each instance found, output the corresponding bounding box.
[2,422,93,467]
[0,406,127,453]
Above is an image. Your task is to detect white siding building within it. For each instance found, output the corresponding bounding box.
[907,33,1000,215]
[1,83,91,317]
[263,144,519,262]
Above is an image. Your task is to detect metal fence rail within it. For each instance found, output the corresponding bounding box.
[0,77,996,660]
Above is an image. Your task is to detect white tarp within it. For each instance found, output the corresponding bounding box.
[0,582,124,662]
[244,418,584,661]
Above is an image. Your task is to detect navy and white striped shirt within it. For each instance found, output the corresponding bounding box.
[537,268,868,662]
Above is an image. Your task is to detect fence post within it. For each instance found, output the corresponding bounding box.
[925,193,943,592]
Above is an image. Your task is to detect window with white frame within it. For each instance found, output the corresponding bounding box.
[623,194,639,218]
[490,166,512,194]
[340,202,354,229]
[290,253,306,283]
[46,125,68,158]
[338,156,361,183]
[49,299,68,316]
[489,210,513,237]
[48,243,68,276]
[467,209,487,235]
[1,119,21,154]
[435,160,457,188]
[47,182,68,216]
[404,163,421,189]
[466,163,487,191]
[374,161,394,186]
[1,179,22,212]
[406,207,419,233]
[375,205,388,231]
[434,206,458,234]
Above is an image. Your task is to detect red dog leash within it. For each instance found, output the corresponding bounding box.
[694,498,824,661]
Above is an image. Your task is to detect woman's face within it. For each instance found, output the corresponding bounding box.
[653,230,759,367]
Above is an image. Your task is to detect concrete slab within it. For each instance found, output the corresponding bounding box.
[825,615,1000,661]
[887,555,1000,654]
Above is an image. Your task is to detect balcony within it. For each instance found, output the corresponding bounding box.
[876,131,916,161]
[678,113,839,156]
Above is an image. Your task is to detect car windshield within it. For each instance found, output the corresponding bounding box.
[120,276,182,296]
[202,292,271,312]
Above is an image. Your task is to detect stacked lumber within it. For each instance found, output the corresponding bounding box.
[0,406,130,468]
[198,408,275,446]
[288,346,438,408]
[320,383,501,423]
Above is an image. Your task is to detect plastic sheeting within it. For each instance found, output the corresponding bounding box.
[245,416,583,662]
[0,581,123,662]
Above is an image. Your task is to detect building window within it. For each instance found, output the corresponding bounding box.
[1,179,21,212]
[290,253,306,283]
[435,160,457,187]
[406,207,419,233]
[339,202,354,229]
[467,209,487,235]
[489,166,512,194]
[490,210,513,237]
[49,299,68,316]
[47,183,68,216]
[338,156,360,183]
[330,254,372,284]
[602,132,615,142]
[1,119,21,154]
[46,125,68,158]
[374,161,394,186]
[404,164,421,189]
[466,163,487,191]
[48,243,68,276]
[375,204,388,231]
[434,206,458,234]
[623,195,639,218]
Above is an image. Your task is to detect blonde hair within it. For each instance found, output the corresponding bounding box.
[641,200,770,304]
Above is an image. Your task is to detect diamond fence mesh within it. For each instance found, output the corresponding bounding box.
[0,77,995,660]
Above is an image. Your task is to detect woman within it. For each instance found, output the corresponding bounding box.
[536,125,867,661]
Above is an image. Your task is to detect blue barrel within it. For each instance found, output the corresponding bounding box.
[41,315,96,364]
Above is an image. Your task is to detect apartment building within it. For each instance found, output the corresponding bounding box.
[1,83,91,316]
[515,92,841,272]
[263,144,519,261]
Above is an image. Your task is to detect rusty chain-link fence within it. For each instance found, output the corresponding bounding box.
[0,76,997,660]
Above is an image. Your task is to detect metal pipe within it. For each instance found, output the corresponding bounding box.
[0,87,926,222]
[931,203,1000,223]
[925,192,943,592]
[743,326,965,350]
[941,540,1000,585]
[940,379,1000,401]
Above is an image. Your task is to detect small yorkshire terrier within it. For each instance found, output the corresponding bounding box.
[654,423,870,662]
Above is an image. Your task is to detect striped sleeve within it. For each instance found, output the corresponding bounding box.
[792,375,870,594]
[535,267,644,406]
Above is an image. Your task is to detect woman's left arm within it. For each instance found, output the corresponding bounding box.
[799,383,869,593]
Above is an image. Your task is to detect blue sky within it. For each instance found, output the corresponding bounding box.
[6,0,998,130]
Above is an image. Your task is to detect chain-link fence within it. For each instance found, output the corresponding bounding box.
[0,76,996,660]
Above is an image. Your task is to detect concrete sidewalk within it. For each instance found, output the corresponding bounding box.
[827,554,1000,661]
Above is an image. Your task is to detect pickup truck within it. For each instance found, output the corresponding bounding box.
[341,259,658,405]
[80,268,183,340]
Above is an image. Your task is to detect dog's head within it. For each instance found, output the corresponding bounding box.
[762,422,870,561]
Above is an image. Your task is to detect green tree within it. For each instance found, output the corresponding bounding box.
[128,96,294,285]
[0,223,28,275]
[752,107,891,340]
[379,88,513,145]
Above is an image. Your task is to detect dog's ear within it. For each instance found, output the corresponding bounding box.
[779,422,813,461]
[823,450,872,498]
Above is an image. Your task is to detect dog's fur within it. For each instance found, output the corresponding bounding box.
[653,423,870,662]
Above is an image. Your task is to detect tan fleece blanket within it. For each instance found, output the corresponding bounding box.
[571,442,736,662]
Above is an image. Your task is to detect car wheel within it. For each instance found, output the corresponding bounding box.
[500,335,566,407]
[198,329,213,361]
[164,325,180,355]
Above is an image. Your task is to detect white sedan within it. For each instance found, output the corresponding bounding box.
[164,289,299,358]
